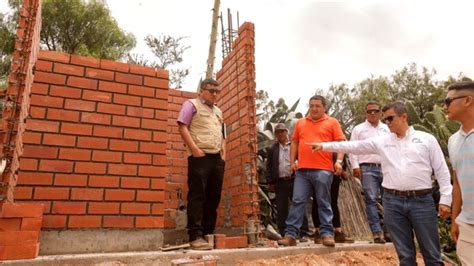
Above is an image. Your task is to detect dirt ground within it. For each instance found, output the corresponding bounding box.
[237,250,431,265]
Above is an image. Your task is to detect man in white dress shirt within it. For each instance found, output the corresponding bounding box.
[309,101,452,266]
[349,101,390,244]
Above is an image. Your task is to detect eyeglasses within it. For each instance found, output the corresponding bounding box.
[366,109,381,114]
[444,96,468,107]
[203,88,220,94]
[382,115,396,124]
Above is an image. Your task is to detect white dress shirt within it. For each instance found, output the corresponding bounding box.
[322,127,452,206]
[349,120,390,168]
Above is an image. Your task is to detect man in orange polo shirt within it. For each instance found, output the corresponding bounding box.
[278,95,345,247]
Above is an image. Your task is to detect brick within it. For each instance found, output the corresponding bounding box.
[103,216,134,228]
[151,203,164,215]
[29,106,46,119]
[88,203,120,214]
[68,76,98,90]
[38,50,70,63]
[77,136,108,149]
[100,59,129,72]
[61,123,93,135]
[50,85,82,99]
[85,68,114,80]
[30,95,64,108]
[70,54,100,67]
[71,188,104,201]
[128,85,155,97]
[151,179,166,190]
[0,218,21,231]
[113,93,141,106]
[155,68,168,79]
[123,153,151,165]
[142,119,167,131]
[129,64,156,76]
[152,155,167,166]
[59,148,91,161]
[54,63,84,76]
[105,189,135,201]
[140,142,166,154]
[97,102,126,115]
[139,165,167,177]
[156,88,168,100]
[144,77,168,88]
[89,175,119,188]
[153,132,168,143]
[108,164,137,176]
[137,190,165,202]
[35,60,53,72]
[123,129,152,141]
[83,90,112,102]
[126,106,154,118]
[17,172,53,185]
[121,177,149,189]
[0,203,44,218]
[112,115,140,128]
[21,218,43,231]
[31,82,49,94]
[42,133,76,147]
[92,150,122,163]
[214,234,226,249]
[34,71,66,85]
[115,72,142,85]
[54,174,88,187]
[23,145,59,159]
[121,203,150,215]
[34,187,69,200]
[135,216,163,228]
[81,112,111,125]
[75,162,107,174]
[93,125,123,138]
[42,215,67,228]
[143,98,167,109]
[12,187,33,200]
[224,236,248,249]
[0,243,40,260]
[110,139,138,152]
[38,159,73,173]
[52,202,86,214]
[68,215,102,228]
[19,158,38,170]
[98,80,127,93]
[64,99,96,112]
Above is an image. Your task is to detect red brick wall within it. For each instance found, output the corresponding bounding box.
[15,50,170,229]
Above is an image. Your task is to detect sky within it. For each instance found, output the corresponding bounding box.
[2,0,473,111]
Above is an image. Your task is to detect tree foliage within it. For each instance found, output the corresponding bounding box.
[40,0,136,60]
[0,1,18,86]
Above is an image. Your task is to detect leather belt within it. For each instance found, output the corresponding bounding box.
[360,163,381,168]
[383,188,432,198]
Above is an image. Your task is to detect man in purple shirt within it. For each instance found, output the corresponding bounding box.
[177,78,226,250]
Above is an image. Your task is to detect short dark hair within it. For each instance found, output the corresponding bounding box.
[447,81,474,92]
[200,78,219,90]
[382,101,407,116]
[309,95,327,107]
[365,100,381,110]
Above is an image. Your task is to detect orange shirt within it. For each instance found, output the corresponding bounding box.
[292,114,345,171]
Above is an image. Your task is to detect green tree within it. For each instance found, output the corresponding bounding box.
[40,0,136,60]
[0,0,18,87]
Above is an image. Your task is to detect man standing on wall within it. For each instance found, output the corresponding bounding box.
[349,101,390,244]
[446,81,474,265]
[177,78,226,250]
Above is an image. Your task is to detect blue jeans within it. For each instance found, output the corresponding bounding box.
[361,164,383,233]
[383,192,443,266]
[284,169,334,238]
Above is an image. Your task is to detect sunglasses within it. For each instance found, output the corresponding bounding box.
[203,88,220,94]
[366,109,381,114]
[382,115,396,124]
[444,95,468,107]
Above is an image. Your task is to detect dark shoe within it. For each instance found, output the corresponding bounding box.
[335,231,355,243]
[277,235,297,246]
[322,236,335,247]
[190,238,212,250]
[373,231,386,244]
[383,232,392,243]
[314,234,322,244]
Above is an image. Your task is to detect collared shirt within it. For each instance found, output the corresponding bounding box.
[448,128,474,224]
[278,142,291,178]
[322,126,452,206]
[177,97,213,125]
[349,120,390,168]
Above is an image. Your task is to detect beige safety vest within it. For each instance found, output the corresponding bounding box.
[187,99,223,155]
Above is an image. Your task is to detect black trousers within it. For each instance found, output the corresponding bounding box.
[275,178,309,237]
[312,175,341,228]
[186,154,225,241]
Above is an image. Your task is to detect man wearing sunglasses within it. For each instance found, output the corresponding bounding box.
[349,101,390,244]
[445,81,474,265]
[308,101,452,265]
[177,78,225,250]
